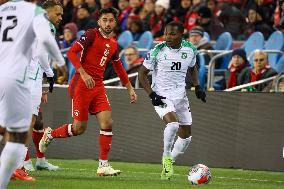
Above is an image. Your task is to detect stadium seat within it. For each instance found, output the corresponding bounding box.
[198,53,206,90]
[264,31,284,70]
[241,32,264,64]
[117,30,133,49]
[136,31,153,57]
[274,55,284,73]
[77,30,85,39]
[203,32,210,41]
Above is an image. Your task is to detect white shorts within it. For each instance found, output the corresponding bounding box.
[0,79,32,132]
[154,97,192,125]
[30,79,42,116]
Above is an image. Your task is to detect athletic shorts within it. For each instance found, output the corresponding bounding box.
[154,96,192,125]
[0,78,32,132]
[68,74,111,121]
[30,79,42,116]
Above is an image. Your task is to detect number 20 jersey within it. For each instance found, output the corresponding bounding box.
[143,40,197,99]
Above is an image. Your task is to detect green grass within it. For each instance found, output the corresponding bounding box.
[8,159,284,189]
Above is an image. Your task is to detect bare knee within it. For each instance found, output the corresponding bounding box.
[100,119,113,130]
[178,125,191,138]
[72,122,87,135]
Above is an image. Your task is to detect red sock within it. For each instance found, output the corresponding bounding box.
[32,129,45,158]
[51,124,75,138]
[99,129,113,160]
[25,149,30,161]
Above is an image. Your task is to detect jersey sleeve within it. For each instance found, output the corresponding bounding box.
[142,51,155,70]
[32,14,65,67]
[111,45,129,86]
[38,52,54,77]
[66,30,95,70]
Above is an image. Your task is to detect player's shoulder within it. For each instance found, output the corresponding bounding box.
[150,41,167,58]
[181,39,197,55]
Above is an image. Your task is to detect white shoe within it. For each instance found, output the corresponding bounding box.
[36,158,59,171]
[24,159,35,171]
[97,163,121,176]
[39,127,53,153]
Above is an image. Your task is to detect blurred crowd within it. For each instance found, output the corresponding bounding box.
[36,0,284,91]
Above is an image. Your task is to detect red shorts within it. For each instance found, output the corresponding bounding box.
[68,74,111,121]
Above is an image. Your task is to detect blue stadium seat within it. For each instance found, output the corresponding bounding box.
[198,54,206,90]
[203,32,210,41]
[77,30,85,39]
[241,32,264,64]
[136,31,153,57]
[274,55,284,73]
[264,31,284,70]
[117,30,133,49]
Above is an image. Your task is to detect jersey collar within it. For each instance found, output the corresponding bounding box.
[98,28,110,39]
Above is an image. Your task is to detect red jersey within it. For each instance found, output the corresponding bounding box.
[67,28,129,87]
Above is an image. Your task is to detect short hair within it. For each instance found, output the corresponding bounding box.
[98,7,119,19]
[253,49,268,61]
[125,46,139,55]
[166,21,184,33]
[42,0,62,9]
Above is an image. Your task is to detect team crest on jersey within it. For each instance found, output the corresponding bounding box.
[80,35,87,42]
[106,44,110,47]
[181,52,187,59]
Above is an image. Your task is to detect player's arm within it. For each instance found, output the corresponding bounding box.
[66,30,95,89]
[188,62,206,103]
[32,14,65,69]
[138,53,165,106]
[112,53,137,103]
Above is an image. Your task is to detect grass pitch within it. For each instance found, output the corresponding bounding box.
[8,159,284,189]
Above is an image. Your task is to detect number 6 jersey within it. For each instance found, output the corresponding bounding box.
[143,40,197,99]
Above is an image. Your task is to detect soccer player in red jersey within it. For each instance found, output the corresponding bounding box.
[39,7,137,176]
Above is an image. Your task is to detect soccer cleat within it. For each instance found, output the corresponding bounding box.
[11,168,35,181]
[35,159,59,171]
[39,127,53,153]
[161,156,174,180]
[96,163,122,176]
[23,159,35,171]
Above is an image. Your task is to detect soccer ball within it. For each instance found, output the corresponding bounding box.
[188,164,211,185]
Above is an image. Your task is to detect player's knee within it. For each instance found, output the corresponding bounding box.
[178,125,191,138]
[72,125,87,135]
[100,119,113,129]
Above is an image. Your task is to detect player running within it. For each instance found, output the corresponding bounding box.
[39,7,137,176]
[138,21,206,180]
[23,0,65,172]
[0,0,65,188]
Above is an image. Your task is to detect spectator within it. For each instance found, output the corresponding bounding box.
[59,23,78,84]
[124,46,144,71]
[99,0,113,9]
[129,18,145,41]
[145,0,170,39]
[225,48,250,89]
[218,1,246,39]
[206,0,220,17]
[196,6,225,40]
[76,3,97,30]
[263,74,284,92]
[139,0,155,20]
[118,0,131,30]
[166,0,192,24]
[183,0,204,32]
[238,50,278,91]
[85,0,99,20]
[243,6,274,39]
[71,0,84,23]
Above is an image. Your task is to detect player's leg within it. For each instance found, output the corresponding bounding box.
[95,110,121,176]
[39,119,88,153]
[171,98,192,163]
[39,83,90,153]
[154,99,179,180]
[32,111,59,171]
[0,81,34,188]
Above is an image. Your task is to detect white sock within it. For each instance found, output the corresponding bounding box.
[0,142,26,189]
[36,157,46,164]
[163,122,179,157]
[99,159,108,167]
[171,136,192,163]
[17,146,28,169]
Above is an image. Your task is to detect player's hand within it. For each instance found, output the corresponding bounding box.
[129,88,137,103]
[41,91,48,104]
[81,72,95,89]
[195,85,206,103]
[46,76,55,93]
[149,92,166,106]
